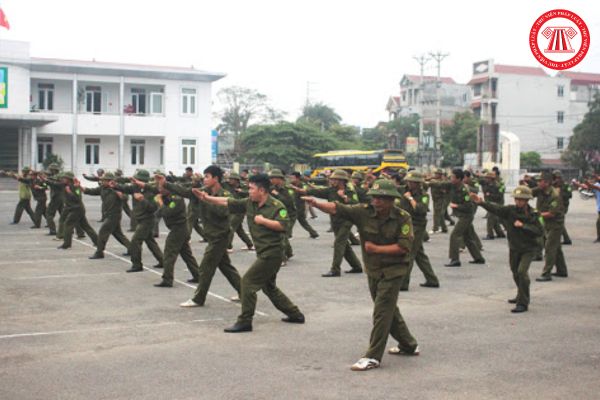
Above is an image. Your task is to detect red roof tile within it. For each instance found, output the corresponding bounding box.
[494,64,547,76]
[558,71,600,85]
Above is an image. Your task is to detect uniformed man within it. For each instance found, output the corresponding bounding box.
[471,186,543,313]
[58,172,98,250]
[289,172,319,239]
[151,174,200,287]
[552,170,573,245]
[533,172,568,282]
[294,169,363,276]
[269,169,297,264]
[398,172,439,291]
[9,167,36,225]
[30,170,49,229]
[193,173,305,333]
[83,172,131,259]
[429,169,448,234]
[44,163,63,235]
[174,165,242,305]
[118,169,164,273]
[481,172,506,240]
[303,179,419,371]
[114,169,136,232]
[223,171,255,250]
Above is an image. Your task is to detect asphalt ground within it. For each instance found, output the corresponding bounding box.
[1,190,599,400]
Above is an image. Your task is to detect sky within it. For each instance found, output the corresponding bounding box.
[1,0,599,128]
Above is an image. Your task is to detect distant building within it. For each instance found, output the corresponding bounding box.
[0,39,225,176]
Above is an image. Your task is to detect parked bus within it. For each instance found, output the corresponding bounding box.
[311,149,409,177]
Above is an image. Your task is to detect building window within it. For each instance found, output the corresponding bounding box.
[38,83,54,111]
[473,84,482,97]
[160,139,164,165]
[37,137,53,163]
[181,88,197,115]
[557,85,564,97]
[85,86,102,114]
[85,138,100,165]
[557,111,564,123]
[131,88,146,114]
[131,139,145,165]
[557,137,564,150]
[150,92,163,115]
[181,139,196,165]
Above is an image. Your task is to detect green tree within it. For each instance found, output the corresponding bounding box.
[520,151,542,168]
[562,92,600,172]
[297,102,341,131]
[42,153,64,171]
[440,111,479,167]
[239,122,339,169]
[329,124,362,148]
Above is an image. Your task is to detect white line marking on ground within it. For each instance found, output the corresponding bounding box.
[73,238,268,317]
[0,318,225,340]
[12,272,122,280]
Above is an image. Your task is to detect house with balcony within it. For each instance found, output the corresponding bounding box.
[0,39,224,177]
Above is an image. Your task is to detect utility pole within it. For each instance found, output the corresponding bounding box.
[429,51,449,166]
[413,55,429,164]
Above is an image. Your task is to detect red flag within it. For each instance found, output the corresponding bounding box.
[0,7,10,30]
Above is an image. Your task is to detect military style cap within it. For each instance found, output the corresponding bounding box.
[512,185,533,200]
[434,168,443,175]
[228,171,241,180]
[368,179,402,198]
[22,166,31,173]
[485,172,496,179]
[133,169,151,182]
[62,171,75,180]
[540,171,553,182]
[351,171,365,180]
[405,171,424,183]
[100,172,116,181]
[330,169,349,181]
[552,169,562,177]
[397,168,407,175]
[269,169,285,179]
[48,163,60,170]
[481,169,489,174]
[115,168,123,176]
[153,169,165,176]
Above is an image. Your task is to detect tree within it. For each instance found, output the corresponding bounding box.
[42,153,64,171]
[215,86,284,152]
[562,92,600,172]
[440,111,479,167]
[297,102,341,131]
[239,122,338,169]
[520,151,542,168]
[329,124,362,148]
[385,114,419,149]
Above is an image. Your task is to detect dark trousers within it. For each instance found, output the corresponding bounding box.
[63,210,98,248]
[57,208,85,239]
[161,224,199,284]
[487,212,504,237]
[228,214,254,249]
[96,214,131,254]
[541,223,568,277]
[402,225,438,289]
[46,200,62,233]
[33,198,47,227]
[449,216,483,261]
[365,275,418,361]
[509,250,534,307]
[13,199,35,224]
[193,236,241,305]
[296,208,318,238]
[130,218,163,269]
[432,199,447,232]
[237,255,302,324]
[331,223,362,273]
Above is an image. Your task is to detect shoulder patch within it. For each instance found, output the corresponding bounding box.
[352,193,358,201]
[551,200,558,207]
[464,194,470,201]
[421,196,428,204]
[169,201,176,209]
[279,208,288,218]
[401,224,410,235]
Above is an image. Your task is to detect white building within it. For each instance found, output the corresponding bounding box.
[468,59,599,162]
[0,39,224,177]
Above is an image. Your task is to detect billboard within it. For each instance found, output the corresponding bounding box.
[0,67,7,108]
[405,136,418,153]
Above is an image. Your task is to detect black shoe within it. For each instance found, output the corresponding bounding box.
[153,264,163,269]
[126,267,143,273]
[122,252,131,257]
[89,253,104,259]
[536,276,552,282]
[10,221,18,225]
[310,234,319,239]
[511,304,528,313]
[551,272,568,278]
[57,245,69,250]
[187,278,199,284]
[420,282,440,288]
[441,230,448,233]
[444,260,461,267]
[344,269,363,274]
[449,220,455,226]
[153,234,159,238]
[508,298,517,304]
[321,271,341,277]
[154,281,173,288]
[399,287,409,292]
[282,314,305,324]
[224,322,253,333]
[562,240,572,245]
[47,231,57,236]
[30,225,41,229]
[594,239,600,243]
[127,229,136,232]
[77,235,86,239]
[482,236,495,240]
[469,259,486,264]
[533,256,543,261]
[497,234,506,239]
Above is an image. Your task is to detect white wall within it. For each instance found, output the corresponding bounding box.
[0,64,30,114]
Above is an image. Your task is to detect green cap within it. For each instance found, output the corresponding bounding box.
[367,179,402,198]
[351,171,365,181]
[552,169,562,177]
[330,169,349,181]
[48,163,60,170]
[100,172,116,181]
[115,168,123,176]
[22,166,31,173]
[513,185,533,200]
[133,169,151,182]
[228,171,241,180]
[435,168,443,175]
[153,169,165,177]
[62,171,75,180]
[405,171,424,183]
[268,169,285,179]
[397,168,407,175]
[540,171,553,182]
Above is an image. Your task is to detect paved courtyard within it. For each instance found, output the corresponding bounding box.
[1,189,599,400]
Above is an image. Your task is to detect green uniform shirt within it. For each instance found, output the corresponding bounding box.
[63,184,84,212]
[46,176,65,203]
[194,186,232,241]
[271,184,297,220]
[228,196,289,258]
[482,180,504,204]
[429,181,475,218]
[116,184,159,222]
[479,202,543,252]
[307,185,359,227]
[336,203,414,279]
[17,178,32,200]
[31,178,48,201]
[396,189,429,228]
[84,186,123,217]
[532,186,564,225]
[157,194,187,228]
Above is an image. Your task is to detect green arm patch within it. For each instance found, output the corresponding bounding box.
[401,224,410,235]
[352,194,358,201]
[551,200,558,207]
[464,195,470,201]
[169,201,176,209]
[421,196,428,204]
[75,189,81,196]
[279,209,288,218]
[538,216,545,226]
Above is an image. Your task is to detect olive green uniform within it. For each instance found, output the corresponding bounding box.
[533,186,568,278]
[556,182,572,244]
[397,189,439,290]
[61,184,98,248]
[227,196,303,324]
[270,183,297,260]
[83,186,131,255]
[157,193,200,285]
[30,178,48,228]
[430,178,448,232]
[165,182,241,304]
[479,201,543,307]
[336,202,418,362]
[222,181,254,249]
[307,186,362,274]
[13,177,35,224]
[45,174,64,234]
[482,180,506,238]
[291,182,319,238]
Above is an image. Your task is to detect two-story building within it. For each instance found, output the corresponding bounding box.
[0,39,224,177]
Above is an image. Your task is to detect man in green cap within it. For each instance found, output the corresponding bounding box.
[223,171,255,250]
[303,178,419,371]
[57,172,98,250]
[397,171,439,291]
[269,169,296,265]
[9,167,36,225]
[193,173,305,333]
[471,186,543,313]
[533,172,568,282]
[43,163,63,235]
[82,172,131,259]
[552,170,573,245]
[118,169,164,273]
[289,172,319,239]
[294,169,363,276]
